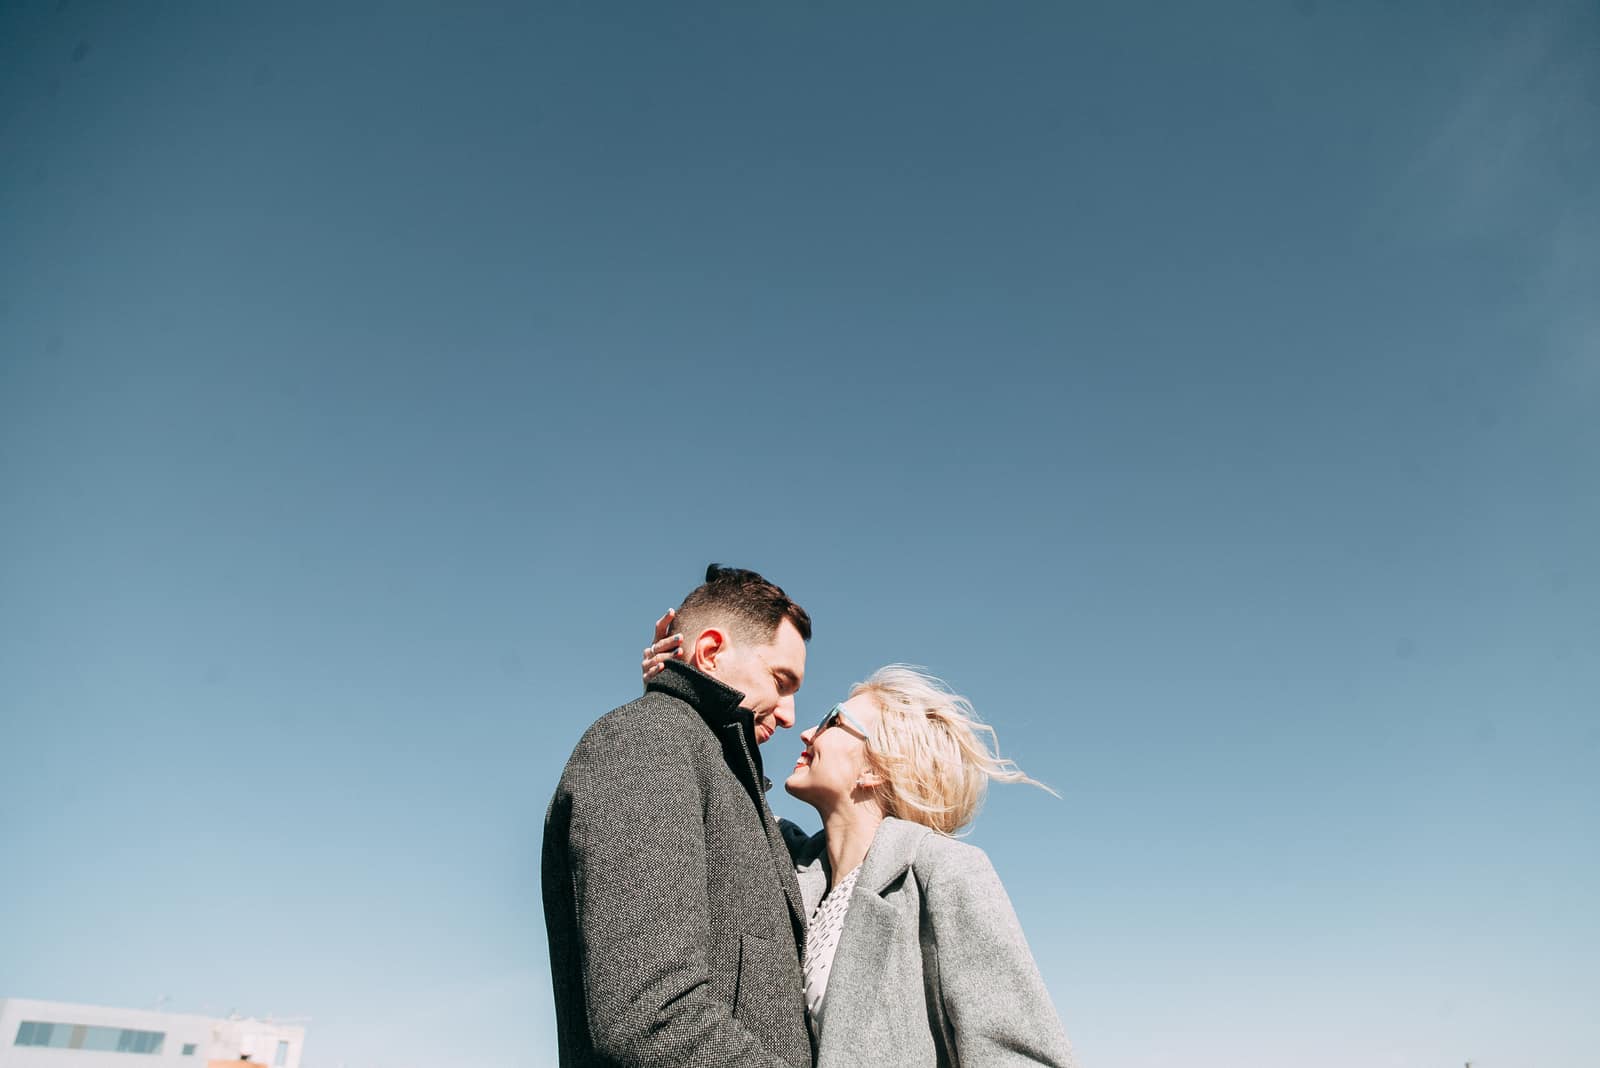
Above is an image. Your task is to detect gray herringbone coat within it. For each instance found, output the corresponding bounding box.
[788,817,1077,1068]
[542,661,812,1068]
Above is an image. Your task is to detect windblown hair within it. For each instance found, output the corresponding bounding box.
[673,563,812,648]
[853,666,1054,835]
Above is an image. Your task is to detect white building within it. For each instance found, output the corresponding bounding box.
[0,1000,304,1068]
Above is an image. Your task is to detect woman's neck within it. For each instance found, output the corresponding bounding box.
[819,799,884,890]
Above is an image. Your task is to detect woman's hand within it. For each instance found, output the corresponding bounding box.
[642,608,685,686]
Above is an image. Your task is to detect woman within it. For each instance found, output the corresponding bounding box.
[643,617,1077,1067]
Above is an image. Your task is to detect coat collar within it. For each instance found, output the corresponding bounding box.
[794,817,934,916]
[647,659,749,727]
[857,817,934,895]
[648,660,770,786]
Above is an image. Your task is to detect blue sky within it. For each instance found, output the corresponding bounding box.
[2,2,1596,1066]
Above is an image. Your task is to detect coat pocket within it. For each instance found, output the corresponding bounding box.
[732,931,784,1021]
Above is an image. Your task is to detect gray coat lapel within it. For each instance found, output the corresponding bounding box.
[654,658,807,951]
[815,892,896,1043]
[855,817,933,899]
[794,843,829,919]
[760,793,810,941]
[814,819,932,1056]
[727,727,809,944]
[788,822,831,1000]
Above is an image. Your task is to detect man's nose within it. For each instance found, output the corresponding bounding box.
[775,694,796,729]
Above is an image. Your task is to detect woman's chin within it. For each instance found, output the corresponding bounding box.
[786,780,846,815]
[784,774,813,802]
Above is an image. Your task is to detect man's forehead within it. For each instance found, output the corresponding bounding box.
[759,618,808,676]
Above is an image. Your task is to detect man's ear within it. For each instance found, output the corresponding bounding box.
[689,627,729,673]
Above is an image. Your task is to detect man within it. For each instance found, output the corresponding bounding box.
[542,564,814,1067]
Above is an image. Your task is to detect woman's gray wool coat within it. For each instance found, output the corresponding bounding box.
[786,816,1078,1068]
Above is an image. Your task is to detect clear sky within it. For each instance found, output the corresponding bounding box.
[2,3,1596,1067]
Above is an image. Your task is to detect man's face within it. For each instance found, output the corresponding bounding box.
[712,617,807,744]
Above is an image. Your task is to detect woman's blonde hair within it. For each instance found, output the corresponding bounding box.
[852,665,1055,835]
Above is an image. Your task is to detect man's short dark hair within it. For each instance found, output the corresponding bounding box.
[674,564,812,647]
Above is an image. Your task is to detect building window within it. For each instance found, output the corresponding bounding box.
[274,1039,289,1066]
[116,1028,163,1054]
[182,1043,198,1056]
[13,1021,165,1054]
[83,1027,120,1052]
[15,1022,55,1047]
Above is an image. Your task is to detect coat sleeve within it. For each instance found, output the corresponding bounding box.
[557,721,798,1068]
[778,817,811,861]
[923,842,1079,1068]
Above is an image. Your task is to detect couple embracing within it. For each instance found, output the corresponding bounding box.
[542,565,1077,1067]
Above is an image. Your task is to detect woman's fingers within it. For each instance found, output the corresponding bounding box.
[641,632,684,682]
[652,609,676,644]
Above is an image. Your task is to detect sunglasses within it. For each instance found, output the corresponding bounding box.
[816,703,873,745]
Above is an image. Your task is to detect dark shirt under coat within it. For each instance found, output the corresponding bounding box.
[542,660,813,1067]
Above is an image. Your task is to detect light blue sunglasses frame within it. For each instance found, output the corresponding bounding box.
[817,703,873,745]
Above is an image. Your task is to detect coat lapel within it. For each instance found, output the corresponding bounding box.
[794,844,829,918]
[715,720,810,944]
[816,819,931,1063]
[764,803,810,942]
[816,891,896,1058]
